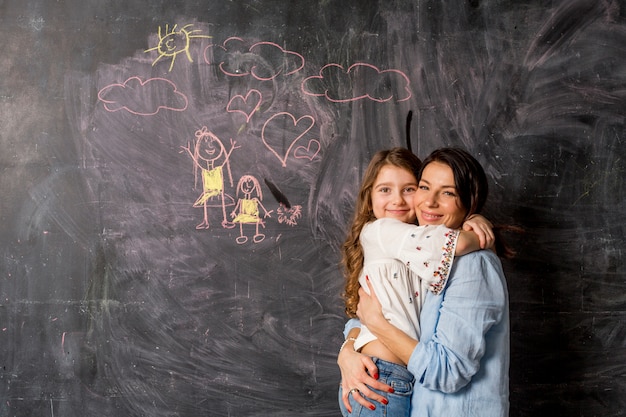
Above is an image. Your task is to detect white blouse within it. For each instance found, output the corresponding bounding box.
[353,218,459,351]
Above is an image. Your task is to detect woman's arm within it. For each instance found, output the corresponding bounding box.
[357,278,418,365]
[337,325,393,412]
[360,252,507,393]
[414,252,507,392]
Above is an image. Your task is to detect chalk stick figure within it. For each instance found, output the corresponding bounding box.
[180,127,239,230]
[230,175,272,244]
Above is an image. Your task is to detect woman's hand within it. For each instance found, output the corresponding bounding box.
[463,214,495,249]
[338,346,391,412]
[357,277,387,331]
[358,277,419,366]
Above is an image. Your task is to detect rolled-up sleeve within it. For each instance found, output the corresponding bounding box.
[407,251,507,393]
[343,318,361,338]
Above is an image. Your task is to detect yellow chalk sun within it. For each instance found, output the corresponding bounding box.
[145,24,212,72]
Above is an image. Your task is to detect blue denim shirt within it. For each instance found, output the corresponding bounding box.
[345,250,510,417]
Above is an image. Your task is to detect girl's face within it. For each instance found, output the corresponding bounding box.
[414,161,466,229]
[371,165,418,223]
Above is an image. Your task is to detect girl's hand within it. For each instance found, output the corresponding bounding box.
[463,214,495,249]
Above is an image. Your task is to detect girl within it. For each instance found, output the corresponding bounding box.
[338,147,493,417]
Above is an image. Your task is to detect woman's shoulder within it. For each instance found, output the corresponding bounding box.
[452,249,505,276]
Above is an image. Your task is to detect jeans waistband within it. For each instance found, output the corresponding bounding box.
[370,357,414,382]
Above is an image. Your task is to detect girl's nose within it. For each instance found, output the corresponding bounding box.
[392,190,405,204]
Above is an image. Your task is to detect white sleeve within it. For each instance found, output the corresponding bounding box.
[368,218,459,294]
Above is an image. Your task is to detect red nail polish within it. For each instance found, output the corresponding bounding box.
[382,398,389,405]
[388,388,395,393]
[373,373,379,380]
[369,405,376,411]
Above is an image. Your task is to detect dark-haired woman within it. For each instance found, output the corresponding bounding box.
[338,148,510,417]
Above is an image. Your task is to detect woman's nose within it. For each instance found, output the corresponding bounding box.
[423,192,438,206]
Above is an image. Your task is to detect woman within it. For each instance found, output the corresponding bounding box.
[338,147,492,417]
[338,148,510,416]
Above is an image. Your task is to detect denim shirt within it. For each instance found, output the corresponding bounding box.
[344,250,510,417]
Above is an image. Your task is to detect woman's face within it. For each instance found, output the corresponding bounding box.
[415,161,467,229]
[371,165,418,224]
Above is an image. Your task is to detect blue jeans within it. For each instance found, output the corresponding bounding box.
[338,357,414,417]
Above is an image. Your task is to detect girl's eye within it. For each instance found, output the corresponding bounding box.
[404,186,417,193]
[443,191,457,197]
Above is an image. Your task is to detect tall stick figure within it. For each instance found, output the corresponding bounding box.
[180,127,239,229]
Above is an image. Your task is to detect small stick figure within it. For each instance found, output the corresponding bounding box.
[231,175,272,244]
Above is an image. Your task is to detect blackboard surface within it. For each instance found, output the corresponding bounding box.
[0,0,624,416]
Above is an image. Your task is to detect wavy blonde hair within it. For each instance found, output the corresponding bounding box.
[341,147,421,317]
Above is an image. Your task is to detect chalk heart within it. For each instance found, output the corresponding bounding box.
[294,139,321,161]
[226,90,262,122]
[261,112,315,167]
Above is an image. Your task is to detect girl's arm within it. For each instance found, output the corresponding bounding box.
[456,214,496,255]
[462,214,495,249]
[455,230,481,255]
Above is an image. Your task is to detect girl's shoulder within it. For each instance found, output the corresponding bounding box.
[369,218,414,227]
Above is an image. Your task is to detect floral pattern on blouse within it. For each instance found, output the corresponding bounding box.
[406,226,459,295]
[429,229,459,294]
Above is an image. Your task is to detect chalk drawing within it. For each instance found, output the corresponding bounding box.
[231,175,272,244]
[302,62,412,103]
[180,127,239,230]
[98,77,188,116]
[205,37,305,80]
[145,23,212,72]
[261,112,318,167]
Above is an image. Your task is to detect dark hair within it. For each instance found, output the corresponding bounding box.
[419,147,517,258]
[418,147,489,220]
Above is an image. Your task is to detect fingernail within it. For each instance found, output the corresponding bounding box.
[388,388,395,393]
[369,405,376,411]
[366,275,370,281]
[381,398,389,405]
[372,373,378,380]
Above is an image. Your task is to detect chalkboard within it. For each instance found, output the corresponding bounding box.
[0,0,624,416]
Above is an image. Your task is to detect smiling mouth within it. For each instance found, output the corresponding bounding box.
[420,211,442,221]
